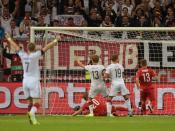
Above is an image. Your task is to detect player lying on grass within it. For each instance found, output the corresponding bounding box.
[136,59,158,115]
[6,33,61,125]
[76,55,108,116]
[104,54,133,117]
[72,92,129,116]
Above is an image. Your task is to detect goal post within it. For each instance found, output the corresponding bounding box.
[30,27,175,115]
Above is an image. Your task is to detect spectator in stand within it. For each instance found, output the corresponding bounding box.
[165,6,175,26]
[120,15,131,27]
[38,6,50,26]
[130,6,145,26]
[168,0,175,13]
[151,9,164,27]
[114,7,129,26]
[100,15,114,27]
[37,16,47,26]
[102,0,123,15]
[19,16,31,38]
[140,1,151,19]
[122,0,135,16]
[83,8,102,27]
[74,0,85,15]
[101,4,117,24]
[64,17,77,27]
[64,0,75,14]
[6,19,20,38]
[0,7,13,33]
[150,0,166,18]
[89,0,103,15]
[137,15,150,27]
[52,16,61,27]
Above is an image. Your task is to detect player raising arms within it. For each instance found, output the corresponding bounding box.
[6,33,60,125]
[136,59,158,115]
[76,55,108,116]
[105,54,133,117]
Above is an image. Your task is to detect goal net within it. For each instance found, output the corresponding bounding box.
[30,27,175,115]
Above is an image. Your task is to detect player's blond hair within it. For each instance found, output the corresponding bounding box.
[92,55,99,64]
[111,54,118,62]
[140,59,147,67]
[28,43,36,52]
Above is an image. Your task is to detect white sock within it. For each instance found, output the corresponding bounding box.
[125,99,132,113]
[89,104,93,114]
[106,102,112,115]
[30,106,37,116]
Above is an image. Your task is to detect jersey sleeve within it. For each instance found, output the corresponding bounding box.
[17,49,24,58]
[84,65,90,71]
[33,50,42,58]
[150,69,157,77]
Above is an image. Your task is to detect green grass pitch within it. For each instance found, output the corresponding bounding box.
[0,115,175,131]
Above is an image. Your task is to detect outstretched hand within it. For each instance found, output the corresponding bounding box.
[56,35,61,41]
[53,35,61,43]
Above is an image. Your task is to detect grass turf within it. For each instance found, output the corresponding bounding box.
[0,115,175,131]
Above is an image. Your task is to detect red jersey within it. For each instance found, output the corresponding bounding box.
[82,99,107,116]
[136,67,156,89]
[81,99,128,116]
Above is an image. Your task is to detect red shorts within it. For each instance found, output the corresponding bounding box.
[140,88,155,102]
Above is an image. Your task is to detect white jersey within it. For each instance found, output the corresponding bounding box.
[106,63,124,83]
[85,64,105,85]
[17,50,42,80]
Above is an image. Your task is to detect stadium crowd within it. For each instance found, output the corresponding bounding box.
[0,0,175,82]
[0,0,175,37]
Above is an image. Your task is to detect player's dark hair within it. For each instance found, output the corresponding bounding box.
[92,55,99,63]
[140,59,147,67]
[73,106,80,111]
[28,43,36,52]
[111,54,118,62]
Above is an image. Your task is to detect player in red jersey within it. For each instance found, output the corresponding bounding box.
[136,59,158,115]
[72,92,128,116]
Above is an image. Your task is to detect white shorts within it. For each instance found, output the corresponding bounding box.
[89,82,108,98]
[109,82,130,96]
[23,77,41,99]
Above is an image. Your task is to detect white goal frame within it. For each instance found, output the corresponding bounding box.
[30,27,175,115]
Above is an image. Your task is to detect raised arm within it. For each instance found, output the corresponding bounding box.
[75,57,85,68]
[42,35,61,53]
[5,33,20,52]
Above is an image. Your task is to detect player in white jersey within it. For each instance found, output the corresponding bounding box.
[76,55,108,116]
[105,55,133,117]
[6,33,60,125]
